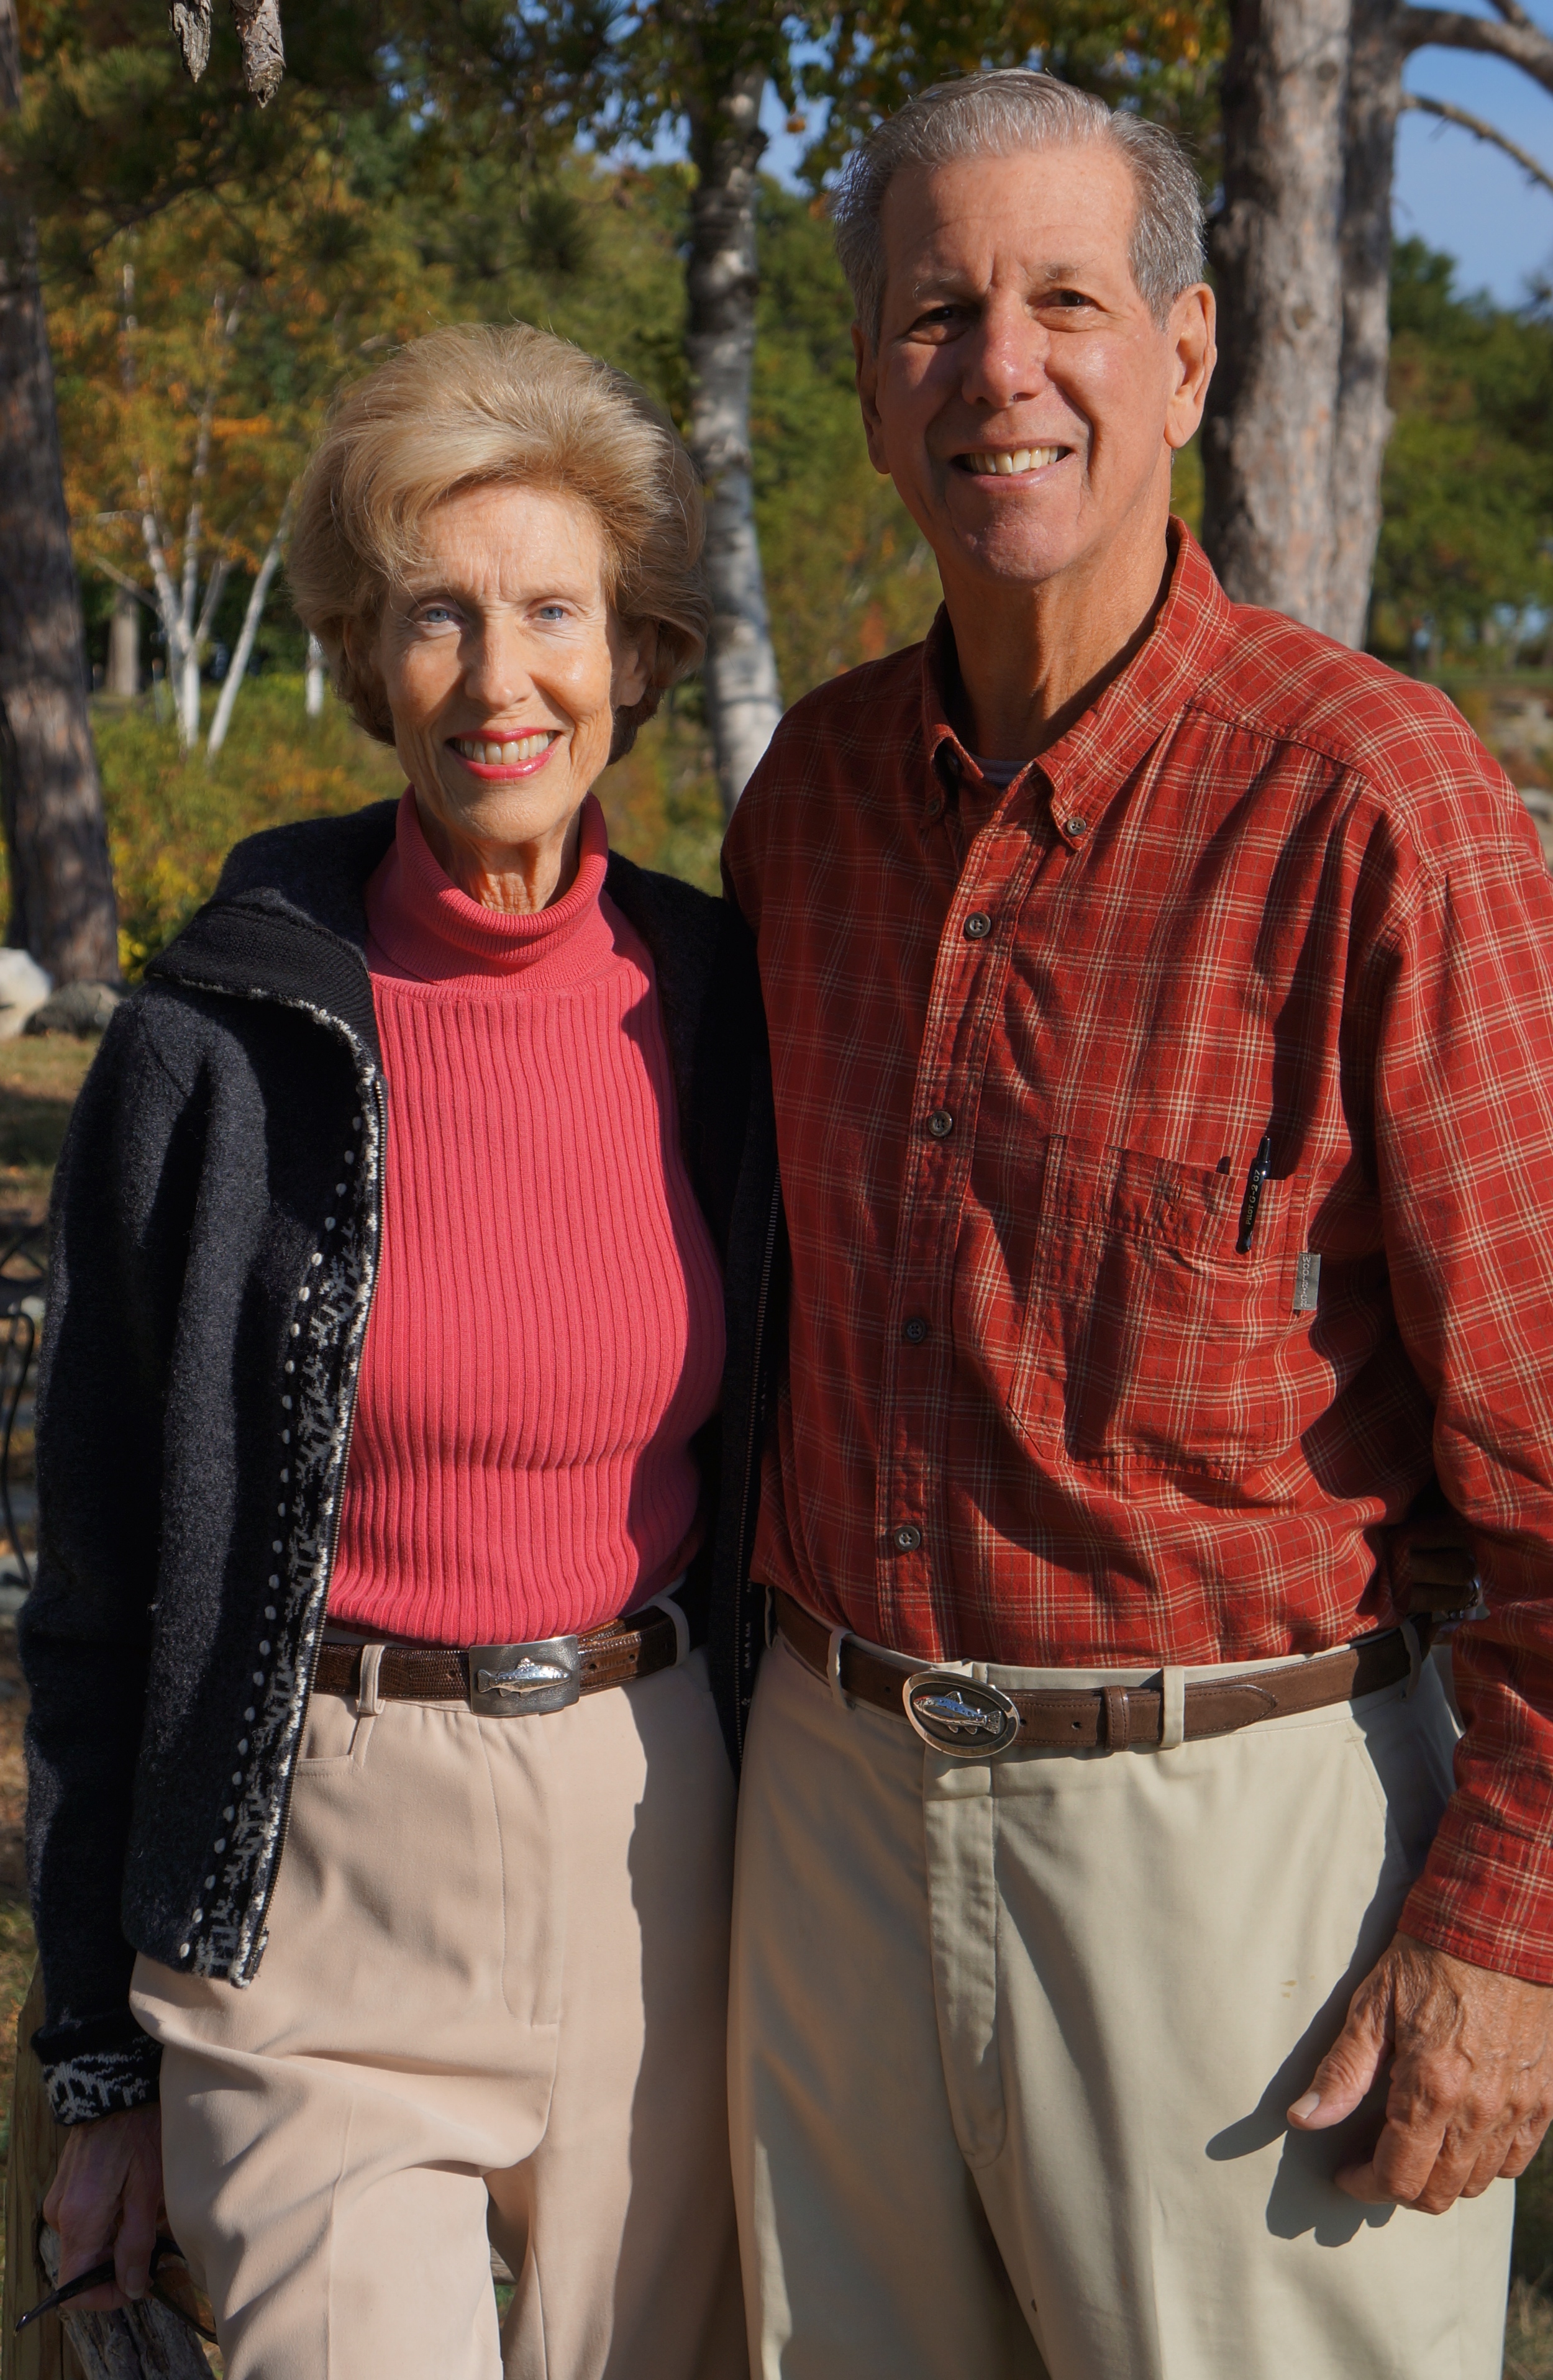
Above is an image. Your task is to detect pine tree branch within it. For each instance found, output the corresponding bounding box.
[1400,7,1553,96]
[1400,91,1553,194]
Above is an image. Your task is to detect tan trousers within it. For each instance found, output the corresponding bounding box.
[132,1648,747,2380]
[729,1628,1513,2380]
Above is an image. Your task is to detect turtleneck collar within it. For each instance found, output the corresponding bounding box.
[364,788,617,989]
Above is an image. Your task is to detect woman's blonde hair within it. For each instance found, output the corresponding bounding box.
[288,322,709,756]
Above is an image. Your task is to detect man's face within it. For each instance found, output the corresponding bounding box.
[854,143,1213,596]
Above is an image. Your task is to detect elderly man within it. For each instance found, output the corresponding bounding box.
[721,68,1553,2380]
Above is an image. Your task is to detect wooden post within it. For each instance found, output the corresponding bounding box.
[3,1964,76,2380]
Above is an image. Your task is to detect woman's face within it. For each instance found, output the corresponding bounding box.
[366,481,653,910]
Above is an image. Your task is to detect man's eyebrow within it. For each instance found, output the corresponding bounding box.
[905,260,1095,304]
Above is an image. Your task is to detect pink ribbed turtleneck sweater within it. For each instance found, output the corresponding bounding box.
[326,788,725,1648]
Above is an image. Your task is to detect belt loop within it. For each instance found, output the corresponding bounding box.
[827,1626,850,1714]
[763,1584,776,1648]
[1159,1666,1186,1751]
[643,1587,690,1666]
[1103,1684,1129,1751]
[357,1643,386,1717]
[1401,1618,1423,1698]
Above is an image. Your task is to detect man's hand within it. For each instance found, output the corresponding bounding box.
[42,2104,164,2312]
[1287,1932,1553,2212]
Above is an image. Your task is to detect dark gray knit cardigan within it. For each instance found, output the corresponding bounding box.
[20,799,780,2125]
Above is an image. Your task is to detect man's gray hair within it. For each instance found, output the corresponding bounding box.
[832,70,1206,344]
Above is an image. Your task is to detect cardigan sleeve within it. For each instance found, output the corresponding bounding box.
[20,1000,203,2120]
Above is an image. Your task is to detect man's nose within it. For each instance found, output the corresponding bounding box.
[957,299,1052,412]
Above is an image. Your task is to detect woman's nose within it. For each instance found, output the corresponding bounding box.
[462,622,533,714]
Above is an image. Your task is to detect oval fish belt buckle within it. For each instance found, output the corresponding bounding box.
[903,1669,1021,1758]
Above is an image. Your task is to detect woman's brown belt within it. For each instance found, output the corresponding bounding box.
[774,1587,1430,1758]
[314,1604,683,1715]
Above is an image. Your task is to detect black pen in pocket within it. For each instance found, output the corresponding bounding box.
[1236,1131,1273,1255]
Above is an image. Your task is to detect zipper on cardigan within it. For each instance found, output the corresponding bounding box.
[732,1178,781,1758]
[240,1063,387,1978]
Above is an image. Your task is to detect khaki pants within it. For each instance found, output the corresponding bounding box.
[729,1627,1513,2380]
[133,1648,747,2380]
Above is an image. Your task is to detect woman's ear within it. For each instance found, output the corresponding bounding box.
[611,619,656,714]
[339,615,395,745]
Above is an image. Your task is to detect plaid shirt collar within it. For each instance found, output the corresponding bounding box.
[918,522,1239,845]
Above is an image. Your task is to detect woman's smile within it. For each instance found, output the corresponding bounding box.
[447,729,562,779]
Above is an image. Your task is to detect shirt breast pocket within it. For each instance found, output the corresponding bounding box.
[1006,1133,1298,1479]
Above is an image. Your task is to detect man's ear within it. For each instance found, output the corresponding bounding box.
[1164,284,1216,453]
[852,322,892,478]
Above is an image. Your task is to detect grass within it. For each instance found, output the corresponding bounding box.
[0,1038,96,1220]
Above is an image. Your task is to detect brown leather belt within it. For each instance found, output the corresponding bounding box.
[314,1604,683,1716]
[774,1589,1426,1758]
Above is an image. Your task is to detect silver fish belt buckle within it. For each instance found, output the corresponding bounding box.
[903,1669,1021,1759]
[468,1636,582,1716]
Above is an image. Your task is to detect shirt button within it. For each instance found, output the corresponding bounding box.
[902,1316,929,1344]
[926,796,945,822]
[927,1107,954,1139]
[893,1524,923,1552]
[1066,815,1089,838]
[963,912,992,940]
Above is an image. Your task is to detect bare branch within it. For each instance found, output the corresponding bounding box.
[1401,7,1553,94]
[79,553,157,610]
[1485,0,1538,30]
[1401,91,1553,194]
[230,0,285,106]
[170,0,212,84]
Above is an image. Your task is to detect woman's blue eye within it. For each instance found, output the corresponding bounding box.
[420,605,456,626]
[538,603,567,620]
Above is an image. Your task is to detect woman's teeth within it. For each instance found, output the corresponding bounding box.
[453,734,554,765]
[963,447,1063,476]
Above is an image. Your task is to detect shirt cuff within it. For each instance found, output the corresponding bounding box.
[1401,1805,1553,1985]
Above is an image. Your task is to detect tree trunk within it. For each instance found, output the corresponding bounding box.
[0,0,119,981]
[106,588,140,697]
[1200,0,1352,631]
[305,633,326,717]
[1328,0,1405,647]
[685,63,783,817]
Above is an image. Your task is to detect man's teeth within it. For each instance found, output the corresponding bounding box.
[963,447,1063,476]
[453,734,553,765]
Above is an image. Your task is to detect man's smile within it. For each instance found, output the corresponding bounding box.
[955,445,1069,476]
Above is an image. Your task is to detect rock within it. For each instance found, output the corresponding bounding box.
[24,979,122,1038]
[0,949,53,1040]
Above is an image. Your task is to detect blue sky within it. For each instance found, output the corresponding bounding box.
[736,13,1553,313]
[1396,9,1553,304]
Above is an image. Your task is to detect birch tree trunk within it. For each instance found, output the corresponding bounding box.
[206,489,293,756]
[0,0,119,981]
[1200,0,1352,631]
[1327,0,1405,646]
[685,63,783,817]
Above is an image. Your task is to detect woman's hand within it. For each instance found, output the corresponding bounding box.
[42,2103,165,2313]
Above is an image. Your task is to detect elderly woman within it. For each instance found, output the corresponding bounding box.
[24,324,776,2380]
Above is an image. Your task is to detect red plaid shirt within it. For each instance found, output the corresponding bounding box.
[724,524,1553,1982]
